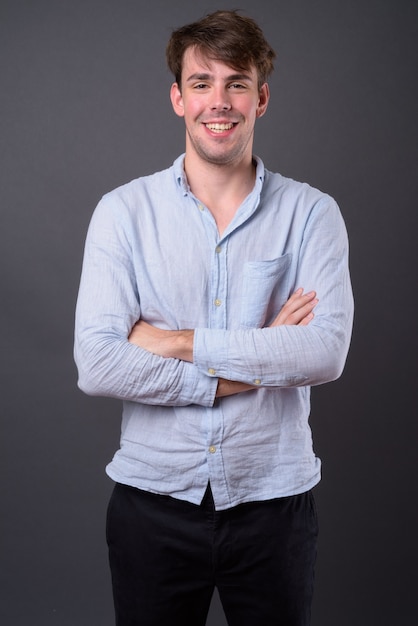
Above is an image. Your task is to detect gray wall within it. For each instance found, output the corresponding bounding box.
[1,1,417,624]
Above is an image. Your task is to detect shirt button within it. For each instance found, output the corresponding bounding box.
[198,203,204,211]
[214,299,222,307]
[215,245,222,253]
[209,446,216,454]
[254,379,261,385]
[208,368,216,376]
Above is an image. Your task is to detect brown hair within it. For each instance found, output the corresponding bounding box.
[166,10,276,89]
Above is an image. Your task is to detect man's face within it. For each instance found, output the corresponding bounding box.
[170,47,269,167]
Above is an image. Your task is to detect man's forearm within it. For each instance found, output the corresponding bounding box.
[129,290,318,360]
[128,289,321,397]
[128,321,194,362]
[216,379,255,397]
[168,329,194,362]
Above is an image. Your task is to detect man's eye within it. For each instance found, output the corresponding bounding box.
[229,83,246,89]
[194,83,208,89]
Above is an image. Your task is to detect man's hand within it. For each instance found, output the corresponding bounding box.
[216,288,318,397]
[269,288,318,327]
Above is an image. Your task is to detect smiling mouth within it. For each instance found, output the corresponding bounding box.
[205,122,235,133]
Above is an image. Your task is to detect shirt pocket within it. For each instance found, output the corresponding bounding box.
[239,254,292,328]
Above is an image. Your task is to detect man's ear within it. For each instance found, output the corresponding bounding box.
[256,83,270,118]
[170,82,185,117]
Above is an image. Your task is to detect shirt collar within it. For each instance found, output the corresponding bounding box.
[173,153,265,196]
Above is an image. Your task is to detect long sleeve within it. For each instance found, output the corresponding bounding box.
[74,194,217,407]
[193,195,354,387]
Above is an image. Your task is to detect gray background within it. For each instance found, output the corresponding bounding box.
[1,0,417,624]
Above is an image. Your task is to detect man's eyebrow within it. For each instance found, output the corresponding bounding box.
[185,72,252,82]
[185,73,211,82]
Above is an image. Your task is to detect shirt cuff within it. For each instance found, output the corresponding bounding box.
[193,328,230,380]
[181,359,219,406]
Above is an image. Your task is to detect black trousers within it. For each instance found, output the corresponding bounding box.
[106,483,318,626]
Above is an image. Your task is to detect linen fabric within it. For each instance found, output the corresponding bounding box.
[74,155,353,510]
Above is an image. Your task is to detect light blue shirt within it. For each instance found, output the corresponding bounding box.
[74,155,353,510]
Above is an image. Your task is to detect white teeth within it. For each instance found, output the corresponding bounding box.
[206,123,234,132]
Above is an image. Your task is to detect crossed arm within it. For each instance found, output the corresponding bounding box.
[128,288,318,397]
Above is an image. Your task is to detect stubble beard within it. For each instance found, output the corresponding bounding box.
[186,121,254,167]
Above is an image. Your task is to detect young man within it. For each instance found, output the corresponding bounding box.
[74,10,353,626]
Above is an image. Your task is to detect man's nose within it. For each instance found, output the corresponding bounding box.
[210,87,232,111]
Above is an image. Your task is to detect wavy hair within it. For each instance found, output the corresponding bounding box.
[166,10,276,89]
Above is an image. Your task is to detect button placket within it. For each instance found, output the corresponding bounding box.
[210,238,228,329]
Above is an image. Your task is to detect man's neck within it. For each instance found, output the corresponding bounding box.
[184,154,256,236]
